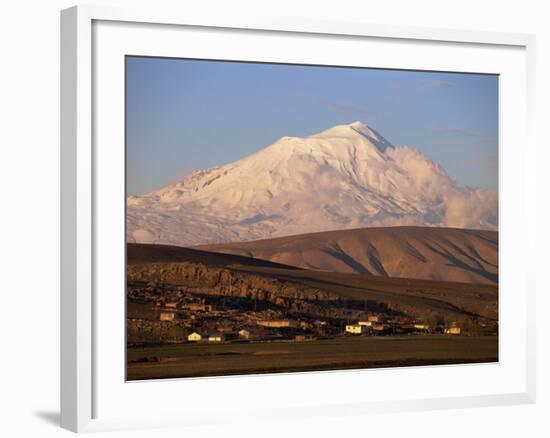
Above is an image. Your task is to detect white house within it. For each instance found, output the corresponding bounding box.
[187,332,203,342]
[358,320,372,327]
[345,324,367,334]
[444,326,461,335]
[238,329,250,339]
[208,333,226,342]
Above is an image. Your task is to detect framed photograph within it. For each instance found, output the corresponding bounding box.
[61,5,536,433]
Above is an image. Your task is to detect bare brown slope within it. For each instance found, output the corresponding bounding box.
[127,254,498,321]
[197,226,498,284]
[127,243,299,270]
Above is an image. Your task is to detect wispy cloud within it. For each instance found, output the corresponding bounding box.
[432,123,476,137]
[387,78,454,100]
[306,96,374,115]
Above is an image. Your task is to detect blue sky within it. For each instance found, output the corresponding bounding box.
[126,56,498,196]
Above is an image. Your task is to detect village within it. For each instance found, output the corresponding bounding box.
[127,280,497,346]
[181,314,465,344]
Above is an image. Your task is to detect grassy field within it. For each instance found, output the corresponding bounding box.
[127,335,498,380]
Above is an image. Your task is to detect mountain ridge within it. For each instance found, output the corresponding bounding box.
[127,122,498,247]
[197,226,498,285]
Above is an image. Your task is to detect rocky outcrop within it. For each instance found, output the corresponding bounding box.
[127,262,339,304]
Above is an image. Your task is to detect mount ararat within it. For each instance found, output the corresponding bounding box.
[127,122,498,247]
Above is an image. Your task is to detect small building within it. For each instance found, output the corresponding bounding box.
[184,303,213,312]
[164,302,179,309]
[414,323,430,331]
[367,315,381,323]
[159,312,175,321]
[345,324,368,335]
[256,320,298,328]
[444,321,462,335]
[371,324,389,332]
[208,333,226,342]
[444,326,462,335]
[238,329,250,339]
[358,320,373,327]
[187,332,203,342]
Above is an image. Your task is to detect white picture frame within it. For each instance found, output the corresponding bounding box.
[60,4,536,433]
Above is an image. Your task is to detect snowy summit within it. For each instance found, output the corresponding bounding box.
[127,122,498,246]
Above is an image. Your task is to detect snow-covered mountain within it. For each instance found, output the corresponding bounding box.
[127,121,498,246]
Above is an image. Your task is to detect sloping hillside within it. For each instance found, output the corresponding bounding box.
[197,226,498,284]
[128,243,298,270]
[127,243,498,321]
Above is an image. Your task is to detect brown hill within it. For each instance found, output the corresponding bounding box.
[197,226,498,284]
[127,243,298,270]
[127,243,498,321]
